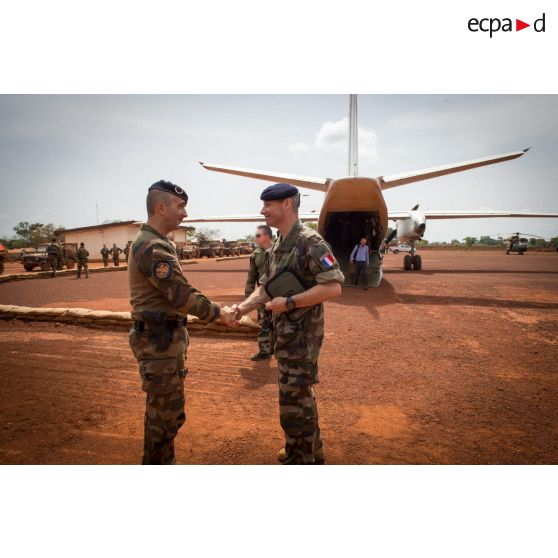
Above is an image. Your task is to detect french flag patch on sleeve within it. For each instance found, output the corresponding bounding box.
[319,253,335,269]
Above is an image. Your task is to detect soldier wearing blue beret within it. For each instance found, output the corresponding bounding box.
[233,182,345,464]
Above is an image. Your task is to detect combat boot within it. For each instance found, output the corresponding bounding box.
[251,351,272,361]
[277,446,325,464]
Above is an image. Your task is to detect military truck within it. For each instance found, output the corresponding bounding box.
[0,242,7,275]
[222,240,241,257]
[178,241,200,260]
[238,242,254,255]
[21,243,77,271]
[198,240,224,258]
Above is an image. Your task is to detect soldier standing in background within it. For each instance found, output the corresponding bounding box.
[101,244,110,267]
[47,238,60,278]
[76,242,89,279]
[245,224,274,361]
[110,243,122,266]
[232,183,344,465]
[128,179,236,465]
[124,241,131,263]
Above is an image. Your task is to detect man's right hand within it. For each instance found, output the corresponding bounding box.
[219,306,238,325]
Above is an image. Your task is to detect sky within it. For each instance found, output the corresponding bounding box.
[0,94,557,242]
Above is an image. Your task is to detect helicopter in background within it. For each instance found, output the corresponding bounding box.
[499,232,550,254]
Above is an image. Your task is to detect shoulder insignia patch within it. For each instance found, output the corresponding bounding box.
[319,253,335,269]
[152,260,173,280]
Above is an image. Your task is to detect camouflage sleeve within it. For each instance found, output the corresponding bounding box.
[259,250,271,286]
[306,237,345,285]
[136,240,220,322]
[244,254,259,297]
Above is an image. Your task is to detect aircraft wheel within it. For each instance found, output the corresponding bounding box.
[394,249,399,254]
[411,255,422,270]
[403,255,412,271]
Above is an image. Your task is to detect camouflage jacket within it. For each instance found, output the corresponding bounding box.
[245,246,266,297]
[100,247,110,257]
[128,224,220,322]
[47,243,60,257]
[261,219,344,362]
[110,246,122,256]
[77,247,89,261]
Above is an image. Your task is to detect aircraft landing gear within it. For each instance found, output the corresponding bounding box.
[403,241,422,271]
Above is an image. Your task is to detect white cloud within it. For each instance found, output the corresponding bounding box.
[288,141,310,154]
[314,116,379,161]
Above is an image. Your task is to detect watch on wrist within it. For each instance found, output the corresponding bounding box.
[286,295,297,311]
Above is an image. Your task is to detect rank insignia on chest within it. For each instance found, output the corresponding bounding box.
[319,253,335,269]
[153,260,173,279]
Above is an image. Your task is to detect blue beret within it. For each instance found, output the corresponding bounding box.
[260,183,299,201]
[149,180,188,203]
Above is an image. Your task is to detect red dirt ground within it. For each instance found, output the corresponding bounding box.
[1,250,557,464]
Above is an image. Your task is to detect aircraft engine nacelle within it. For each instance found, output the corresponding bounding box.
[396,210,426,242]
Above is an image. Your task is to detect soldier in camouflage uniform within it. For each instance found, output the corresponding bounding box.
[245,225,274,361]
[233,183,344,464]
[128,180,236,465]
[76,242,89,278]
[101,244,110,267]
[110,243,123,266]
[124,241,131,264]
[47,238,60,278]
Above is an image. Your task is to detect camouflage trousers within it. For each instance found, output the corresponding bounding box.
[129,325,188,465]
[77,261,89,278]
[257,307,274,355]
[48,255,58,277]
[102,257,109,268]
[113,257,120,266]
[277,358,323,464]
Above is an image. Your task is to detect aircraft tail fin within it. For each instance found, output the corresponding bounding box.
[348,94,358,177]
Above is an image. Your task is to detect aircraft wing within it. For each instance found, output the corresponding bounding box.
[422,210,558,219]
[387,212,412,220]
[379,148,529,190]
[200,162,330,192]
[183,214,319,223]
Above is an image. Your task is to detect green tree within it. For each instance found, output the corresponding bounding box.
[451,239,461,245]
[479,235,500,246]
[463,236,477,247]
[306,222,318,230]
[13,222,58,247]
[195,228,220,242]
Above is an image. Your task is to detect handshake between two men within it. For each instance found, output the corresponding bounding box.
[218,289,289,327]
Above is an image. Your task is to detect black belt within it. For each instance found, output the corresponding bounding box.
[133,317,186,332]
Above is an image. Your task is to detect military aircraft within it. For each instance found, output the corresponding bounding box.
[499,232,550,254]
[185,95,558,286]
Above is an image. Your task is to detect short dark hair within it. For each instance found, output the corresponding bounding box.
[146,188,174,216]
[80,242,84,247]
[257,225,272,238]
